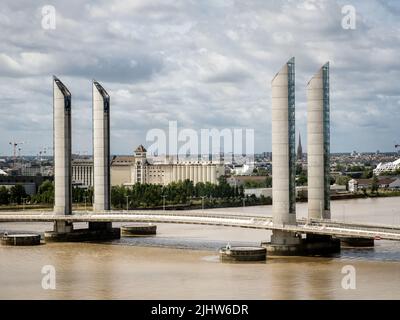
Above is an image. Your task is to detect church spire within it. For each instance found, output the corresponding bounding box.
[297,132,303,160]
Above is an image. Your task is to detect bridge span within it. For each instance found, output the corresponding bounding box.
[1,210,400,241]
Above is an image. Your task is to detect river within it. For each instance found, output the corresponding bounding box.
[1,197,399,299]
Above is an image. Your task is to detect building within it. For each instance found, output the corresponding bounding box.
[21,164,41,176]
[72,159,93,188]
[0,175,53,196]
[388,178,400,189]
[307,62,330,219]
[374,158,400,175]
[110,145,225,186]
[348,177,398,192]
[230,163,255,175]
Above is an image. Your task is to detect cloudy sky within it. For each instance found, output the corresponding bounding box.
[0,0,399,156]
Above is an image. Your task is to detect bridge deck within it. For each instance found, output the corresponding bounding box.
[1,210,400,241]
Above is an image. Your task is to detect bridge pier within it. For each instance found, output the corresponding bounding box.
[53,221,73,233]
[262,232,340,256]
[263,231,304,256]
[44,223,120,242]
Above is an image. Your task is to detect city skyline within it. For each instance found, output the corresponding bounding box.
[0,1,399,155]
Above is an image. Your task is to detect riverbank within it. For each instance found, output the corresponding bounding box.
[1,193,399,212]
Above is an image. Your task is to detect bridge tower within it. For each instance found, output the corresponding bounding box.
[270,57,301,246]
[91,80,112,231]
[307,62,330,220]
[53,76,73,233]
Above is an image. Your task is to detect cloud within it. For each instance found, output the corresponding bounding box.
[0,0,399,155]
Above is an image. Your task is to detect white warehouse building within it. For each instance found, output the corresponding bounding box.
[373,159,400,175]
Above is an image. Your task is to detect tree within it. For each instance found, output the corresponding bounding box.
[32,180,54,204]
[265,176,272,188]
[297,173,307,186]
[361,169,373,179]
[111,185,126,208]
[0,186,10,205]
[335,175,351,186]
[371,175,379,193]
[9,184,27,204]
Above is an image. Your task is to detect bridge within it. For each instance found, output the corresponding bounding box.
[1,210,400,241]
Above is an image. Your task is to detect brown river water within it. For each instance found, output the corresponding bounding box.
[1,197,400,299]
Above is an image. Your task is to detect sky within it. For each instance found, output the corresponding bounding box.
[0,0,399,156]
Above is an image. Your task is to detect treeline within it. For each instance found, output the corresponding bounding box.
[1,177,247,209]
[242,176,272,188]
[111,177,245,209]
[0,180,94,206]
[0,185,28,205]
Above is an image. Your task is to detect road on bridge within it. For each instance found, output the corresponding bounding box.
[1,210,400,241]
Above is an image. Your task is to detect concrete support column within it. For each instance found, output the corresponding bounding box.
[307,63,330,220]
[53,76,72,217]
[93,81,110,212]
[271,58,296,226]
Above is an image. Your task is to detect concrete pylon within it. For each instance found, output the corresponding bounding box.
[307,62,330,220]
[93,80,110,212]
[270,58,300,245]
[53,76,73,233]
[91,80,112,232]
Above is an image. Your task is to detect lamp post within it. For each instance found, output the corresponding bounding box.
[126,195,130,212]
[84,196,87,212]
[201,196,206,212]
[22,197,27,211]
[162,195,166,211]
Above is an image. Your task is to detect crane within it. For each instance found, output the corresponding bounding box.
[9,140,24,168]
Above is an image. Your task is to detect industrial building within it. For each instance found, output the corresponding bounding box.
[112,145,224,186]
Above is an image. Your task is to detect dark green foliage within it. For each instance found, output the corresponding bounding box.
[9,184,27,204]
